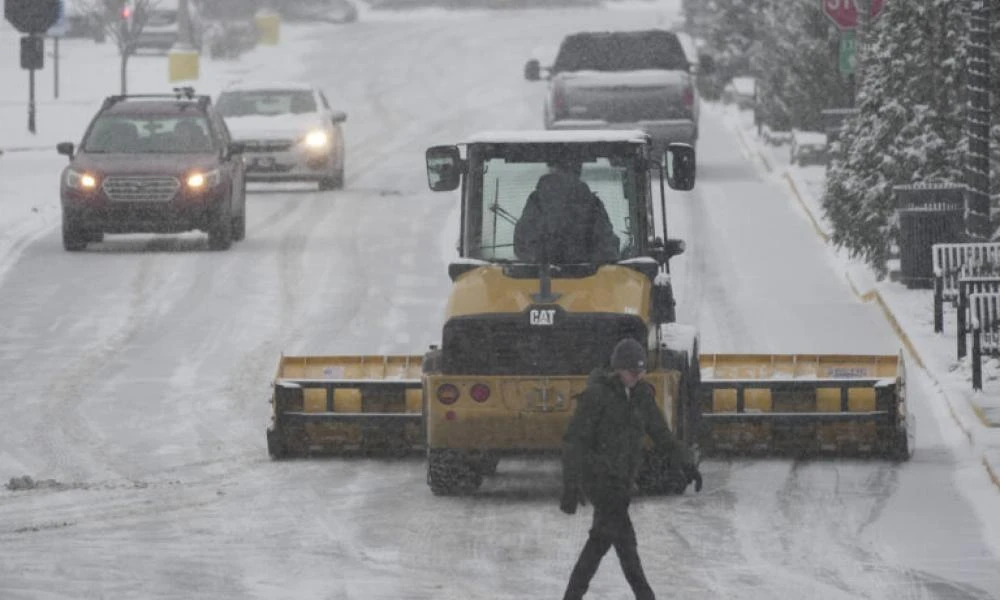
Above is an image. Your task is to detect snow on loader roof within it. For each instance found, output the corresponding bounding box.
[464,129,651,145]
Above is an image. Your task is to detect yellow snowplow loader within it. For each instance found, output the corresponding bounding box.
[265,130,912,495]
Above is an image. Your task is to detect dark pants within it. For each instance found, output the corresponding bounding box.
[563,494,654,600]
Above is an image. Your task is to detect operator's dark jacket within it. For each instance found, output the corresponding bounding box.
[513,172,619,264]
[562,368,692,504]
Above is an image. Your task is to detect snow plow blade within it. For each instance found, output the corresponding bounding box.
[698,353,912,459]
[266,355,425,458]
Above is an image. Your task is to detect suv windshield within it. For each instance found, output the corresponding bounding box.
[553,31,689,73]
[216,90,317,117]
[82,114,214,154]
[464,146,645,263]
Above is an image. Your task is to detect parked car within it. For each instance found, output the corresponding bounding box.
[790,130,828,166]
[722,76,756,111]
[198,0,259,58]
[216,82,347,190]
[276,0,358,23]
[132,0,203,53]
[56,88,247,251]
[57,0,106,42]
[204,20,258,59]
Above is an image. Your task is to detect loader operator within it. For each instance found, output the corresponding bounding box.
[560,338,703,600]
[513,159,620,264]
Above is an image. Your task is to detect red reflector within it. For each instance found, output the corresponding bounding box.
[445,410,457,421]
[437,384,459,405]
[470,383,490,403]
[552,83,567,118]
[682,86,694,109]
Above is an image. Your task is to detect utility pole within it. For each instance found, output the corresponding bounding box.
[967,0,992,239]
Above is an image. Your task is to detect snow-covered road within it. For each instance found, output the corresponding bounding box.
[1,3,999,599]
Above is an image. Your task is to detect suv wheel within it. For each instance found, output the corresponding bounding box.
[231,182,247,242]
[208,202,234,251]
[62,215,88,251]
[318,157,344,191]
[232,214,246,242]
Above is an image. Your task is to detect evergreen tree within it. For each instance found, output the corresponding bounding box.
[754,0,852,131]
[823,0,970,275]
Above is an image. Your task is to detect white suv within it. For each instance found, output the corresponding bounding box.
[216,83,348,190]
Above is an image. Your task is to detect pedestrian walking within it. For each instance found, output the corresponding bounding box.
[560,337,702,600]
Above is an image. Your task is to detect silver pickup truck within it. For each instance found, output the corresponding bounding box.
[525,30,711,153]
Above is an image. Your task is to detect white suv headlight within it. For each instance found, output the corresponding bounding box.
[304,130,329,149]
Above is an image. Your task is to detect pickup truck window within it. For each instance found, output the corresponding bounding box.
[553,31,689,73]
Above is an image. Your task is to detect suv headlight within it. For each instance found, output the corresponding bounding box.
[66,169,99,191]
[187,168,221,190]
[303,130,329,149]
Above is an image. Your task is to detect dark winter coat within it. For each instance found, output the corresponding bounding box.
[562,368,691,503]
[513,171,619,264]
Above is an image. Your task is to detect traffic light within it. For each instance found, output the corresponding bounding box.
[20,35,43,70]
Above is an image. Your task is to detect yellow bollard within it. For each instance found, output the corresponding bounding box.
[168,44,200,82]
[255,9,281,46]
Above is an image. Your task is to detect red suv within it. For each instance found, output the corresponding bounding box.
[57,88,246,251]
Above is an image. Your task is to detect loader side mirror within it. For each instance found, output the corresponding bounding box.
[651,237,686,263]
[665,238,686,258]
[698,53,716,76]
[426,145,462,192]
[665,143,696,191]
[57,142,75,157]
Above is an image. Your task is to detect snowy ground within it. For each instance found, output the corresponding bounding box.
[2,2,1000,598]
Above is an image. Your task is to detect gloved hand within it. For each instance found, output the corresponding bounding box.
[560,486,586,515]
[683,463,703,493]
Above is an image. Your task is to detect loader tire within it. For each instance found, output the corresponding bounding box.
[471,452,499,476]
[427,449,483,496]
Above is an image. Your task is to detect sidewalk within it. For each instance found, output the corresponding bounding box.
[713,102,1000,492]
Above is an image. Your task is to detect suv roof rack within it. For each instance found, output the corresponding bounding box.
[100,87,212,111]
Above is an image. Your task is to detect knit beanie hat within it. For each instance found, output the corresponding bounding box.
[610,338,647,371]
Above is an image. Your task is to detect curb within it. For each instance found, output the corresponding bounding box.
[984,456,1000,490]
[783,172,831,244]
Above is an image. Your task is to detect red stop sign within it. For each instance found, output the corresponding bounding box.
[822,0,886,30]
